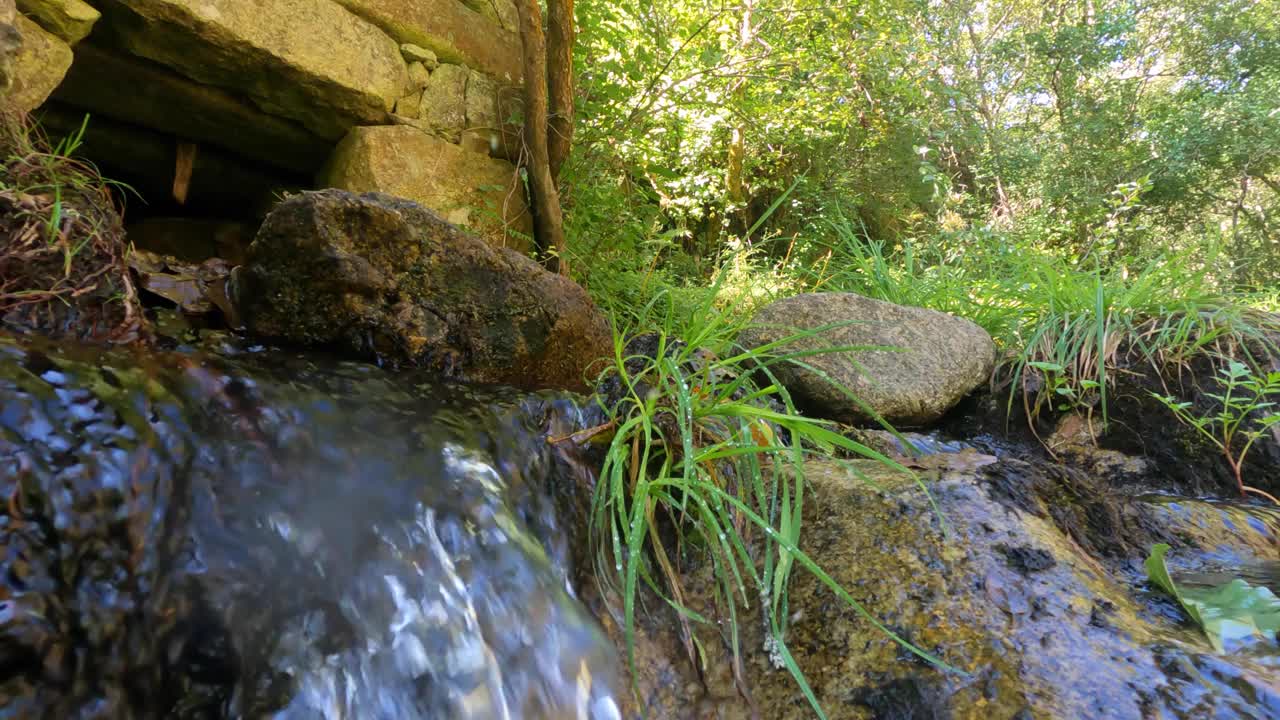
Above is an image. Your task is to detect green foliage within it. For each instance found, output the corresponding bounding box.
[1146,543,1280,652]
[1151,361,1280,498]
[587,282,954,717]
[569,0,1280,298]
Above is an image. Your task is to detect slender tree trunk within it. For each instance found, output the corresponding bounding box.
[725,0,754,237]
[514,0,569,275]
[725,1,753,203]
[546,0,574,184]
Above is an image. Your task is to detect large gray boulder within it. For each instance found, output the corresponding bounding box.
[739,292,996,426]
[232,190,610,392]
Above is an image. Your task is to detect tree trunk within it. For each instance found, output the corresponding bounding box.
[725,0,754,236]
[514,0,569,275]
[546,0,574,184]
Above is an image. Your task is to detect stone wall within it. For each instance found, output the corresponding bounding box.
[0,0,531,250]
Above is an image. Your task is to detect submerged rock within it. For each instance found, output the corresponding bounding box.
[232,189,610,392]
[739,292,996,426]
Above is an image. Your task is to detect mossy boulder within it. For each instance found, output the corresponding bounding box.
[4,14,71,112]
[95,0,409,138]
[17,0,99,44]
[739,292,996,426]
[232,190,610,392]
[416,62,467,141]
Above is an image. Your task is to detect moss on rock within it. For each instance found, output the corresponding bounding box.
[232,189,609,392]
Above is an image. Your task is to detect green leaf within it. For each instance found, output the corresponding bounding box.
[1146,544,1280,653]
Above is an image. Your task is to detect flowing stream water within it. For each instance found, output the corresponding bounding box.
[5,325,1280,720]
[0,329,622,719]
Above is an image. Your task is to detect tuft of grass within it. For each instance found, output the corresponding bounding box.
[0,110,144,340]
[586,272,958,718]
[995,254,1279,432]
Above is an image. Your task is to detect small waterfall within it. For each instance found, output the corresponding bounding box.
[0,331,622,719]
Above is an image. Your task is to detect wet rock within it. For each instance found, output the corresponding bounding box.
[232,189,610,392]
[0,332,623,718]
[16,0,98,44]
[94,0,409,138]
[632,458,1280,719]
[319,124,532,249]
[1047,411,1151,481]
[739,292,996,426]
[4,15,71,112]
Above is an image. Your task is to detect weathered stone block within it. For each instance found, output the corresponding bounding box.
[51,43,330,174]
[4,15,71,112]
[399,42,436,67]
[461,68,499,155]
[94,0,409,139]
[406,61,430,90]
[393,90,422,119]
[418,62,467,141]
[17,0,98,44]
[319,124,531,251]
[330,0,521,82]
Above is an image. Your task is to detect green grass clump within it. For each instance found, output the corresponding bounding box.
[587,278,953,718]
[0,111,142,340]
